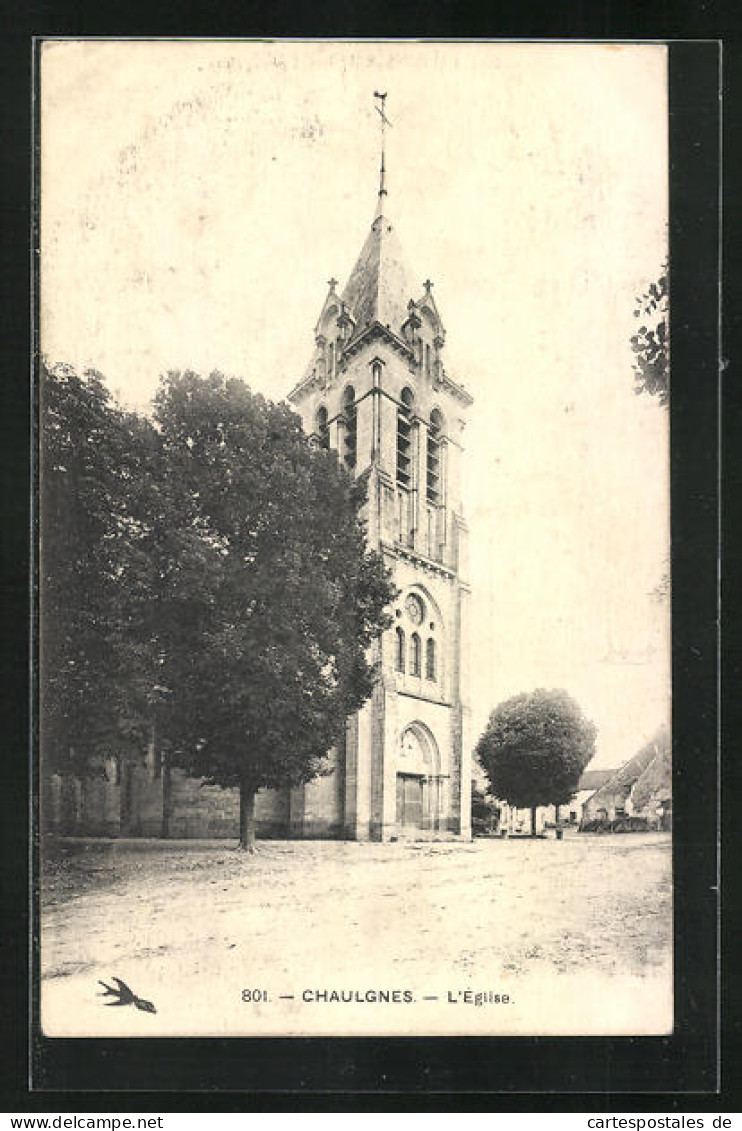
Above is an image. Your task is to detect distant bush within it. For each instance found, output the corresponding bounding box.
[471,791,499,837]
[580,816,651,834]
[612,816,650,833]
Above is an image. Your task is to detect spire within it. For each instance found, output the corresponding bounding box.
[336,92,414,336]
[373,92,391,213]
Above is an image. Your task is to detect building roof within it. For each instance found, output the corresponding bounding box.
[578,768,616,791]
[630,744,672,812]
[586,742,661,807]
[341,203,416,339]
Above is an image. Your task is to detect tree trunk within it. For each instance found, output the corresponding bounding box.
[239,776,256,852]
[531,806,537,837]
[554,803,560,826]
[61,769,78,835]
[120,760,133,834]
[161,752,172,839]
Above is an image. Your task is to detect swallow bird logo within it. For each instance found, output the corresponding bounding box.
[98,977,157,1014]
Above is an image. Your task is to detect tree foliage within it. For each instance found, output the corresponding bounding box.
[41,363,396,847]
[40,361,158,777]
[151,371,396,846]
[630,269,670,602]
[631,269,669,406]
[475,689,597,821]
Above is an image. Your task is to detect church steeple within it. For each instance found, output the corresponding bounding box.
[289,95,470,414]
[328,92,415,337]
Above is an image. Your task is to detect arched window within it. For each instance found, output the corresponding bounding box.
[316,405,330,450]
[427,408,443,504]
[426,637,436,681]
[397,387,414,488]
[425,342,431,375]
[410,633,421,677]
[395,627,405,673]
[371,362,382,456]
[343,385,356,470]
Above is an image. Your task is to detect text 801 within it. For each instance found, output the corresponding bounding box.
[241,988,269,1003]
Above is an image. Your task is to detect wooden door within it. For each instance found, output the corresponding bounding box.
[396,774,424,829]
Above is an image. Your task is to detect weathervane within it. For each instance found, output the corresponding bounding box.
[373,91,392,198]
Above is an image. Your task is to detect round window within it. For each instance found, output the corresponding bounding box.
[405,593,424,625]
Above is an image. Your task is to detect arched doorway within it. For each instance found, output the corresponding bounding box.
[396,724,442,832]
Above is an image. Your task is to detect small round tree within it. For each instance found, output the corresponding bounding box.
[476,689,597,836]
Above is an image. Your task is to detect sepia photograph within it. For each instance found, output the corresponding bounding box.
[37,39,672,1039]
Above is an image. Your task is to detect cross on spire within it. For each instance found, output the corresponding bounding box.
[327,277,338,292]
[423,279,433,293]
[373,91,392,199]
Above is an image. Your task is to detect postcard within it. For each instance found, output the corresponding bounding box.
[38,39,672,1039]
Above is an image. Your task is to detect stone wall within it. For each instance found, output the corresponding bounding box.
[43,759,292,840]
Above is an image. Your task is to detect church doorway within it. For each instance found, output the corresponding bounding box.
[396,723,442,833]
[396,773,426,829]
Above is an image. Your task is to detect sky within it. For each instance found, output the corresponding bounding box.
[40,40,670,770]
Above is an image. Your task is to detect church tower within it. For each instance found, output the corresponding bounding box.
[282,100,474,840]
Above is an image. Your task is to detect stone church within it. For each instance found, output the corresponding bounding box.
[254,180,474,841]
[44,145,474,842]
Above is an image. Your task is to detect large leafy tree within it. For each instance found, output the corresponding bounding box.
[476,689,597,835]
[40,361,158,794]
[152,371,395,849]
[41,364,394,846]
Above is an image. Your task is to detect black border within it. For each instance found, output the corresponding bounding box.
[1,25,728,1108]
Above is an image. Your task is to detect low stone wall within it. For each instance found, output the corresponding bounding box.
[43,760,292,840]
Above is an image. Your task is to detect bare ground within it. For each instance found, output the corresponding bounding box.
[39,831,673,1037]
